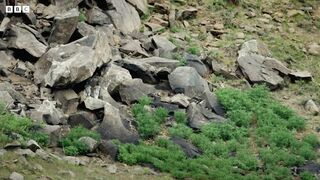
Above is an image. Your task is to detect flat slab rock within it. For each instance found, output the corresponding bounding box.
[237,40,312,89]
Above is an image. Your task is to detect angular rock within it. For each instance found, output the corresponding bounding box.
[54,89,79,114]
[238,39,272,57]
[78,137,98,152]
[117,57,179,84]
[97,102,139,143]
[106,0,141,34]
[126,0,148,15]
[98,140,119,160]
[26,140,41,152]
[145,22,165,32]
[0,91,14,108]
[119,79,156,104]
[289,71,312,81]
[86,7,112,25]
[179,7,198,20]
[154,3,169,14]
[37,100,65,125]
[84,97,106,110]
[152,35,177,52]
[4,141,21,150]
[14,61,29,76]
[185,54,209,77]
[211,60,237,79]
[8,25,47,58]
[305,99,319,115]
[187,102,226,129]
[202,90,225,116]
[237,54,284,89]
[168,67,209,98]
[77,22,96,37]
[171,137,202,158]
[68,111,97,129]
[170,94,190,108]
[34,31,111,87]
[48,8,79,44]
[9,172,24,180]
[120,40,149,57]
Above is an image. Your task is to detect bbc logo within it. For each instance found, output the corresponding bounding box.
[5,6,30,13]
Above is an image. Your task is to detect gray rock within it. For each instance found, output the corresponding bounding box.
[0,82,26,104]
[120,40,149,57]
[237,54,284,89]
[9,172,24,180]
[48,8,79,44]
[98,140,119,160]
[99,64,133,95]
[152,35,177,52]
[4,141,21,150]
[34,31,111,87]
[289,71,313,81]
[0,17,10,33]
[154,3,169,14]
[106,0,141,34]
[305,99,319,115]
[0,91,14,108]
[201,90,225,116]
[187,102,210,129]
[8,25,47,58]
[87,7,112,25]
[14,61,29,76]
[54,89,79,114]
[77,22,96,37]
[126,0,148,15]
[117,57,179,84]
[84,97,106,110]
[170,94,190,108]
[307,42,320,55]
[211,59,237,79]
[37,100,65,125]
[185,54,209,77]
[97,102,139,143]
[68,111,97,129]
[78,136,98,152]
[119,79,156,104]
[15,149,36,157]
[238,39,272,57]
[51,0,83,9]
[168,67,209,98]
[179,7,198,20]
[171,137,202,158]
[26,140,41,152]
[107,164,118,174]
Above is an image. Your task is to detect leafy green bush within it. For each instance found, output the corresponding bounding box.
[132,97,168,139]
[0,103,49,147]
[187,45,201,55]
[118,86,318,179]
[174,111,187,124]
[60,126,100,156]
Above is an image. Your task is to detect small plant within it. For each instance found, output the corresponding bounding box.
[187,45,201,55]
[174,111,187,124]
[60,126,100,156]
[0,103,49,147]
[79,8,87,22]
[132,96,168,139]
[173,53,187,66]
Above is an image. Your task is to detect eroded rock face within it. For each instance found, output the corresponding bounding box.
[34,31,111,87]
[106,0,141,34]
[97,102,139,143]
[8,24,47,58]
[237,40,313,89]
[168,67,209,98]
[48,8,79,44]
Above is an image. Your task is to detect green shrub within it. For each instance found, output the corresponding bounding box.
[300,171,317,180]
[118,86,318,179]
[132,97,168,139]
[187,45,201,55]
[168,124,193,139]
[0,103,49,147]
[60,126,100,156]
[174,111,187,124]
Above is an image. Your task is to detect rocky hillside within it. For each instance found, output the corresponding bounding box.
[0,0,319,179]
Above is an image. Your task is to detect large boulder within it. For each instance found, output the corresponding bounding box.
[237,40,312,89]
[126,0,148,15]
[119,79,156,104]
[34,31,111,87]
[117,57,180,84]
[97,103,139,143]
[48,8,79,44]
[168,67,209,98]
[8,24,47,58]
[68,111,97,129]
[106,0,141,34]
